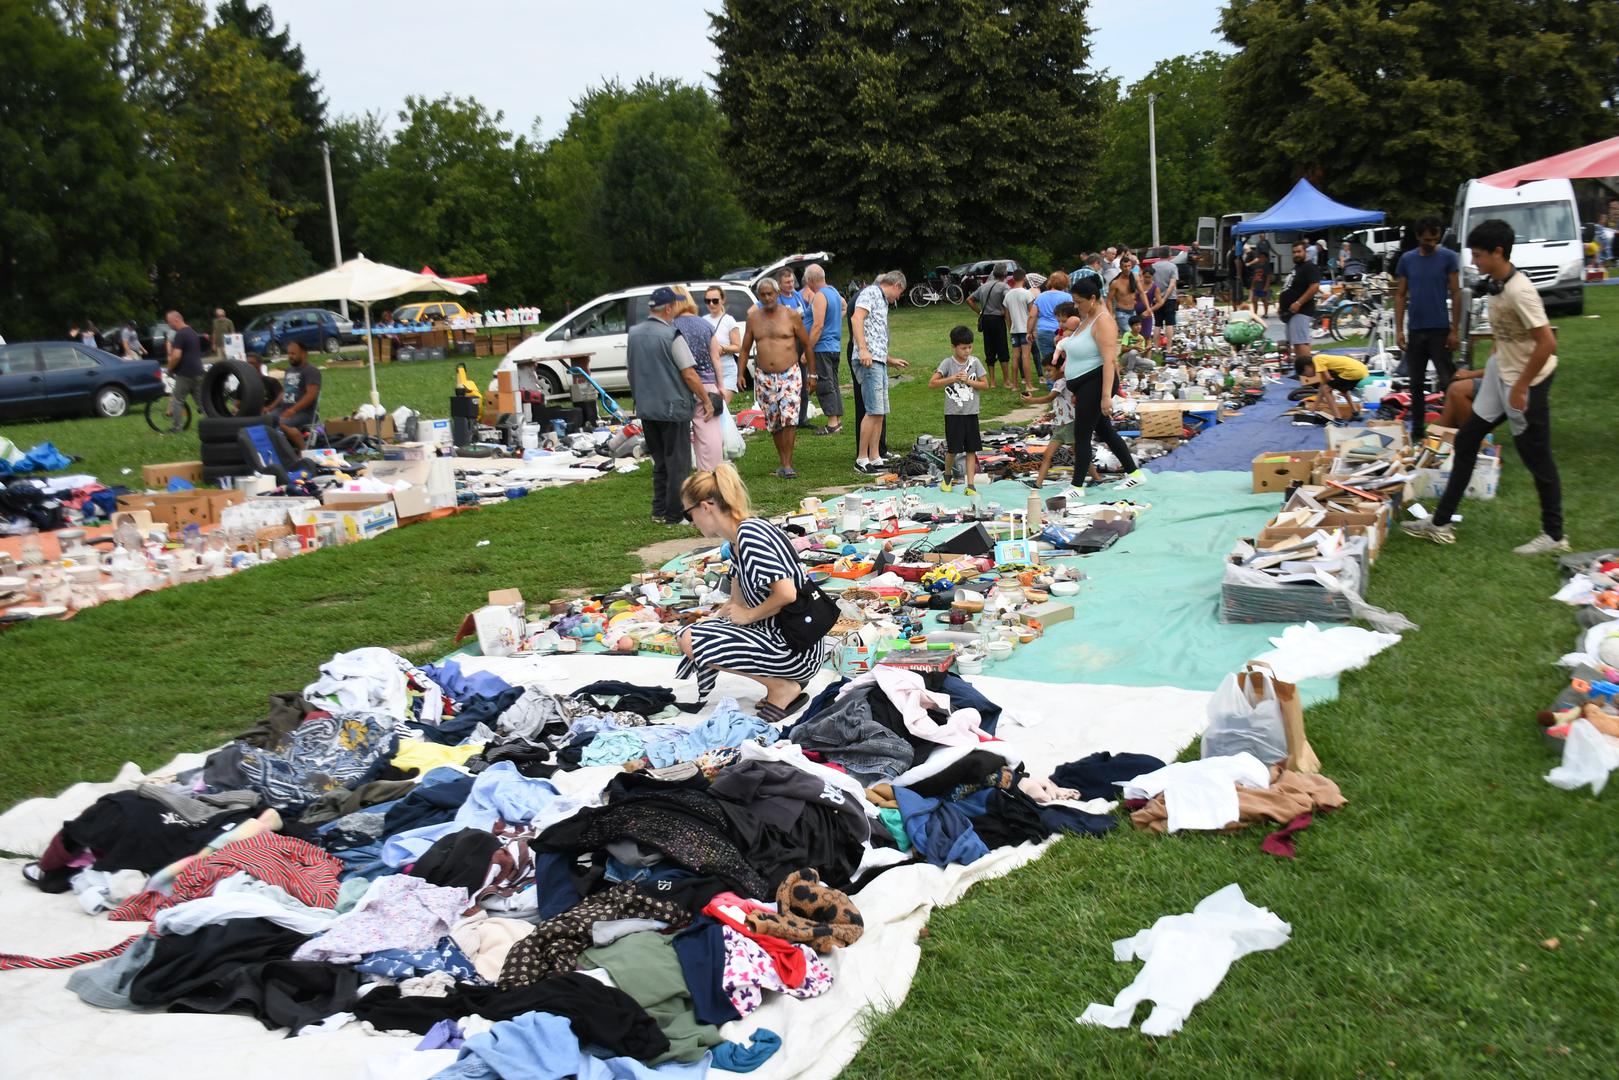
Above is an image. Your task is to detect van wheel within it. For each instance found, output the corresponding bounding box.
[538,368,564,399]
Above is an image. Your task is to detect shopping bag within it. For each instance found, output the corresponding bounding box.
[1203,665,1288,764]
[721,408,746,461]
[1245,660,1320,773]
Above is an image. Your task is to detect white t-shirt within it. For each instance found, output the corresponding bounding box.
[1004,287,1034,334]
[1486,271,1557,386]
[705,311,742,391]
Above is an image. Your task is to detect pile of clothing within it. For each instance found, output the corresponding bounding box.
[19,645,1131,1077]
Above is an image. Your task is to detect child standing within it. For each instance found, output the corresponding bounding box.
[930,325,989,495]
[1020,359,1081,489]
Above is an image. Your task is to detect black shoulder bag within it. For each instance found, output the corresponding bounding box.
[776,577,840,652]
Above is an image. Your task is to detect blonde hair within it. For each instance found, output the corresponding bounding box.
[681,463,753,521]
[671,284,700,318]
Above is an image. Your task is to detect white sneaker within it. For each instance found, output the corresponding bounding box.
[1513,533,1570,555]
[1114,469,1148,490]
[1402,519,1456,545]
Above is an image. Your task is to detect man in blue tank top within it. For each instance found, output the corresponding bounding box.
[802,263,845,434]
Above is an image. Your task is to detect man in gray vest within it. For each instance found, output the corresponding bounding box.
[628,286,712,524]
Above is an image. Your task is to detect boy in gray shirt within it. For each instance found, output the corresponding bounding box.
[929,325,989,495]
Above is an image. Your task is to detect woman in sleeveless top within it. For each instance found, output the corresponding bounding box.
[1054,277,1139,488]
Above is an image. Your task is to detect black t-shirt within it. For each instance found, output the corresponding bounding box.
[282,362,322,410]
[171,325,204,377]
[1279,259,1322,317]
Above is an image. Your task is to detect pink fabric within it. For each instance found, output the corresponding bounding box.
[720,925,831,1017]
[691,383,725,470]
[1259,812,1314,859]
[843,665,988,747]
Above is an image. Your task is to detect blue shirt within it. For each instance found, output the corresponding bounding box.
[811,286,843,353]
[1034,290,1069,333]
[1395,246,1459,331]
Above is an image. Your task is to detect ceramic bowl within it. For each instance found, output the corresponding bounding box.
[986,640,1014,663]
[1050,580,1080,596]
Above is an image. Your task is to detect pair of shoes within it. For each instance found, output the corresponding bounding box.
[1114,469,1147,490]
[940,479,954,494]
[755,691,810,724]
[1402,519,1455,544]
[774,466,798,479]
[1514,533,1571,555]
[818,425,842,436]
[964,485,979,497]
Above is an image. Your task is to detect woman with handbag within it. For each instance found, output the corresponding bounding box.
[675,463,829,722]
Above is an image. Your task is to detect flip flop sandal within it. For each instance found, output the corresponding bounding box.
[817,426,843,436]
[756,692,809,724]
[774,467,799,479]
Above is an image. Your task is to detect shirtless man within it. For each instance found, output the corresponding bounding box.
[1107,254,1142,335]
[741,277,815,478]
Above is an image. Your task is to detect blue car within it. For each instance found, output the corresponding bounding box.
[242,307,355,358]
[0,341,166,420]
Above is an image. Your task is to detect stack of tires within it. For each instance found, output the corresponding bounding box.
[196,359,282,482]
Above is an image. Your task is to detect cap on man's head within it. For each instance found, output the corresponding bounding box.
[649,286,680,307]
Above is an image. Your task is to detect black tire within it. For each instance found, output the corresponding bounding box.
[145,396,191,433]
[908,284,930,307]
[322,335,341,353]
[537,367,564,399]
[263,339,282,359]
[92,384,130,418]
[202,463,256,481]
[944,283,965,304]
[198,414,268,437]
[200,441,250,466]
[1376,401,1401,421]
[1331,302,1372,340]
[200,358,266,418]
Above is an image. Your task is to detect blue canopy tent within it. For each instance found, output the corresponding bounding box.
[1232,178,1385,235]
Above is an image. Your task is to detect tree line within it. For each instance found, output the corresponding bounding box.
[2,0,1615,342]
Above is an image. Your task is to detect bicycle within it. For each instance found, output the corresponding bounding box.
[145,371,193,434]
[1327,275,1393,343]
[908,267,965,307]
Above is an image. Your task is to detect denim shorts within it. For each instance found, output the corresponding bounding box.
[854,359,890,414]
[1010,332,1028,348]
[1286,314,1313,345]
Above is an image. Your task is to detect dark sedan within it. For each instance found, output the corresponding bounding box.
[0,341,166,420]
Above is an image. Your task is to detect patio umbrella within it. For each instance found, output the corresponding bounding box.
[239,255,477,412]
[1481,135,1619,187]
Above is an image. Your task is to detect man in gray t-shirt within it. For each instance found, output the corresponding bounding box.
[967,266,1012,388]
[627,287,711,524]
[1002,268,1036,394]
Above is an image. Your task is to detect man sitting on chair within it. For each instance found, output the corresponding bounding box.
[268,340,321,450]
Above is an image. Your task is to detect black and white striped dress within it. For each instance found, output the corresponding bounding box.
[678,517,826,699]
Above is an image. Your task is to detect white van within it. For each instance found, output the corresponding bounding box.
[1451,178,1584,314]
[1345,226,1404,269]
[503,280,757,399]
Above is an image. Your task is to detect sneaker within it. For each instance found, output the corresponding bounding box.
[1114,469,1148,490]
[1022,477,1044,489]
[1402,519,1456,545]
[940,479,954,494]
[1513,533,1571,555]
[964,485,979,497]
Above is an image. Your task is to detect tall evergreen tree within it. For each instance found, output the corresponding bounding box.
[1219,0,1619,220]
[711,0,1103,268]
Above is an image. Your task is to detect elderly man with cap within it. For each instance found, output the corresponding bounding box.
[628,285,714,524]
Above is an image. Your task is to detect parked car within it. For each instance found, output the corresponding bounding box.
[0,341,166,420]
[242,308,355,357]
[141,322,213,360]
[719,265,763,282]
[392,301,473,325]
[1344,226,1405,272]
[502,280,757,399]
[955,258,1021,292]
[748,251,833,294]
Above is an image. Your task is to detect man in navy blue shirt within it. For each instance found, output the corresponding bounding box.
[1393,216,1462,441]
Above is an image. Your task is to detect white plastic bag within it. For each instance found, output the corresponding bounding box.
[1202,671,1288,764]
[721,408,746,461]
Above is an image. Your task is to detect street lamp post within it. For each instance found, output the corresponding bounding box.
[321,141,348,321]
[1148,92,1161,248]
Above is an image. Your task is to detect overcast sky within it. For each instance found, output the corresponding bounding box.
[265,0,1231,140]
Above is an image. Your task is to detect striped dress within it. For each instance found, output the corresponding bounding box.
[678,518,826,699]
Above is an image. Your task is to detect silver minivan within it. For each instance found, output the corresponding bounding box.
[503,281,757,399]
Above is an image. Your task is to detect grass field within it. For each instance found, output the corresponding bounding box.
[4,291,1617,1076]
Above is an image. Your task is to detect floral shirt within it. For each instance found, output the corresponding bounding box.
[720,924,833,1016]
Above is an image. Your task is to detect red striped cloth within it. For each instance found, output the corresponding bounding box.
[110,833,342,922]
[0,933,143,971]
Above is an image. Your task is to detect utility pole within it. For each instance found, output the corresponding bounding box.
[1148,93,1161,248]
[321,141,348,320]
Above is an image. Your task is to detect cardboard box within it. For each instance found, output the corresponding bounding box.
[360,461,437,519]
[117,492,210,529]
[324,416,396,440]
[142,461,204,489]
[487,588,526,620]
[1252,451,1321,493]
[196,489,246,526]
[473,603,524,657]
[1018,600,1075,628]
[1136,402,1186,439]
[495,391,521,417]
[497,370,517,394]
[424,419,453,448]
[293,497,398,542]
[109,509,158,536]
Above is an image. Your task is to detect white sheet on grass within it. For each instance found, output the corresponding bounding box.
[0,653,1209,1080]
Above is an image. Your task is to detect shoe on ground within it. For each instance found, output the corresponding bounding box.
[964,485,979,497]
[774,466,798,479]
[1114,468,1147,489]
[1402,519,1456,545]
[940,479,954,494]
[1514,532,1570,555]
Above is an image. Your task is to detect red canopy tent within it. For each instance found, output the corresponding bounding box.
[1481,135,1619,187]
[419,265,489,285]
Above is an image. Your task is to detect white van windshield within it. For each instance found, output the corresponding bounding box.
[1467,201,1575,244]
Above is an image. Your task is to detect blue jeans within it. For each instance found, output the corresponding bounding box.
[1034,329,1056,368]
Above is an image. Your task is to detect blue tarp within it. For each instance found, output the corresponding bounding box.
[1232,178,1384,235]
[1146,381,1329,474]
[0,442,72,475]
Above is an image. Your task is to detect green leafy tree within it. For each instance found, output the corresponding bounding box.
[1073,53,1260,250]
[0,3,169,339]
[540,79,768,310]
[1219,0,1619,221]
[710,0,1104,269]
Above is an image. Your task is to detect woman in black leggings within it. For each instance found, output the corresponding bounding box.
[1054,276,1142,488]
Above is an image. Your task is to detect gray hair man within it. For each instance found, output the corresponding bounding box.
[851,270,910,472]
[801,263,846,435]
[628,286,714,523]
